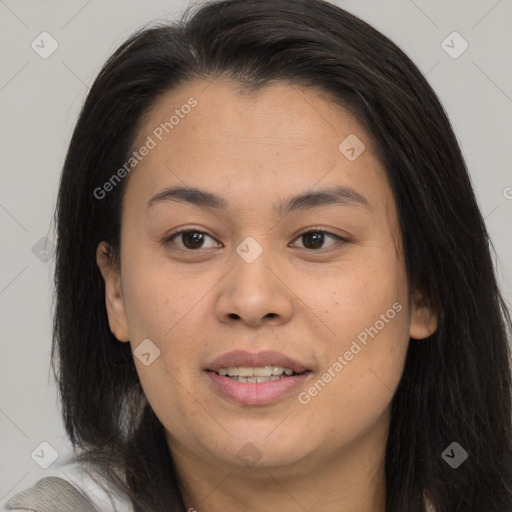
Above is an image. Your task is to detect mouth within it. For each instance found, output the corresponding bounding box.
[206,349,311,374]
[205,350,313,405]
[212,365,306,382]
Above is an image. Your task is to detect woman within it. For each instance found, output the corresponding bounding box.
[2,0,511,510]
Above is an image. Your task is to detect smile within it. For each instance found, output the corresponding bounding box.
[205,369,312,405]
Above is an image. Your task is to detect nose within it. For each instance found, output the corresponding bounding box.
[215,244,294,328]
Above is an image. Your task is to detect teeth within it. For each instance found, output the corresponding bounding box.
[230,376,283,383]
[217,366,296,377]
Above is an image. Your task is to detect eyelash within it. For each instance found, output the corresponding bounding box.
[163,227,348,252]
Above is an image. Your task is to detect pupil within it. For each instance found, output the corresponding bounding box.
[303,232,323,249]
[183,231,204,249]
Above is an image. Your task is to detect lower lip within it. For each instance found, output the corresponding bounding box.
[205,370,311,405]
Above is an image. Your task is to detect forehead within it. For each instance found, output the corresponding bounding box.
[139,78,370,150]
[124,78,392,218]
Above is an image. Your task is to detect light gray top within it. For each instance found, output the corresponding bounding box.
[0,461,134,512]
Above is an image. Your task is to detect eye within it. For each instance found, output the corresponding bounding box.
[290,228,347,251]
[163,227,348,252]
[164,229,220,251]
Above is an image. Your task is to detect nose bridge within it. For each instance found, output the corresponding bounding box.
[235,234,267,266]
[232,233,279,297]
[216,233,293,326]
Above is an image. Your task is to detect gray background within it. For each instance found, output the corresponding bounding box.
[1,0,511,502]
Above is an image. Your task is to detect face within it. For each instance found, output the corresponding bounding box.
[97,78,437,478]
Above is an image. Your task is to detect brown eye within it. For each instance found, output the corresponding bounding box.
[291,229,347,251]
[165,230,219,250]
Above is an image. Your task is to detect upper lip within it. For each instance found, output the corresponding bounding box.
[206,350,311,374]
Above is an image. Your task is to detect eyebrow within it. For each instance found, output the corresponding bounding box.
[146,184,371,216]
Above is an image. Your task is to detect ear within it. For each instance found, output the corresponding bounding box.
[409,288,438,340]
[96,241,130,342]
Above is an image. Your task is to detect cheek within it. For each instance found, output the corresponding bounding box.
[120,259,203,431]
[295,246,410,415]
[121,249,198,339]
[120,251,218,405]
[298,309,410,448]
[301,241,409,343]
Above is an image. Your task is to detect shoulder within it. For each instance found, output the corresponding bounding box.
[0,460,134,512]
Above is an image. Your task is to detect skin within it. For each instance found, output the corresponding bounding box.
[96,78,437,512]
